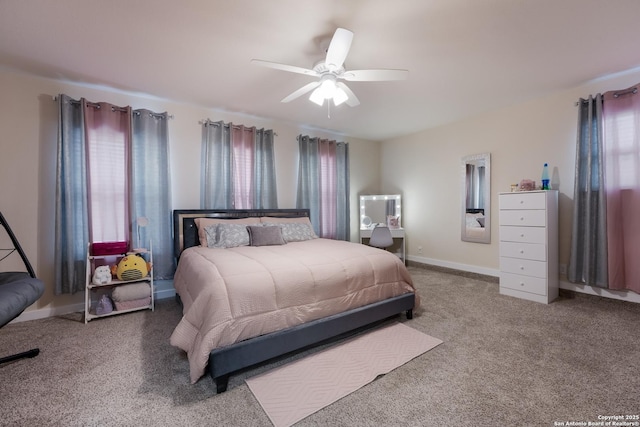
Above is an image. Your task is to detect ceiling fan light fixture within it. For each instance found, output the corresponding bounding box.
[309,87,325,106]
[319,77,337,99]
[333,87,348,106]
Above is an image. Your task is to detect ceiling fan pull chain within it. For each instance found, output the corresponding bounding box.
[327,101,331,119]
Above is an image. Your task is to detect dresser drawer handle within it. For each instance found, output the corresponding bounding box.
[520,217,524,221]
[520,266,524,270]
[520,282,525,286]
[520,233,525,237]
[519,249,524,254]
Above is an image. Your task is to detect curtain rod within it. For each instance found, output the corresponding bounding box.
[613,87,638,98]
[296,135,346,145]
[52,96,174,119]
[200,119,277,136]
[575,87,638,106]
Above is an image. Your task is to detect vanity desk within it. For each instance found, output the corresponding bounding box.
[359,194,405,264]
[359,226,406,264]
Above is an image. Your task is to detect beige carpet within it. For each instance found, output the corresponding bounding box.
[2,266,639,426]
[246,322,442,427]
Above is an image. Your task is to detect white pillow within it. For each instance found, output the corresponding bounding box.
[465,213,483,228]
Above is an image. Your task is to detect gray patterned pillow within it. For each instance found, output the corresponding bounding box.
[247,225,286,246]
[204,224,218,247]
[213,223,250,248]
[265,222,318,242]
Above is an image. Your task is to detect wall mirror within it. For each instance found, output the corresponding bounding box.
[359,194,402,229]
[461,153,491,243]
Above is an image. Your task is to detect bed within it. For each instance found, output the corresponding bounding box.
[465,208,486,239]
[170,209,417,393]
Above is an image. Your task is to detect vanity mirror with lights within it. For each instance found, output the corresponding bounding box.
[359,194,405,263]
[461,153,491,243]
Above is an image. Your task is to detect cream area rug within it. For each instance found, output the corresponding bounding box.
[246,322,443,427]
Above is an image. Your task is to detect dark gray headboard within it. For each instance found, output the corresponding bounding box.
[466,208,485,215]
[173,209,311,260]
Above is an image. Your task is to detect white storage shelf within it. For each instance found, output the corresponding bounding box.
[498,190,558,304]
[84,243,154,323]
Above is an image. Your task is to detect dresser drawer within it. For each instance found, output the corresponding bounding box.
[500,272,547,295]
[499,241,546,261]
[500,256,547,278]
[499,192,546,210]
[499,226,546,244]
[499,209,546,227]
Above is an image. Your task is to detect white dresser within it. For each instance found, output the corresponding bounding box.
[498,190,558,304]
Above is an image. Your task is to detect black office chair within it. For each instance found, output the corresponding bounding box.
[0,211,45,364]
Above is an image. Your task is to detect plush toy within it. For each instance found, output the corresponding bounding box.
[111,254,151,281]
[92,265,113,285]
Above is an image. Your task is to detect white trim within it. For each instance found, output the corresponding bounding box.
[154,279,176,300]
[407,254,500,277]
[11,302,85,324]
[559,280,640,304]
[11,280,176,324]
[14,272,637,325]
[407,256,639,304]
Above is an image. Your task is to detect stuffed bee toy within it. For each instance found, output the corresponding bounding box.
[111,254,151,281]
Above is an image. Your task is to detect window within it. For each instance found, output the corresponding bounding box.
[231,126,256,209]
[84,103,130,244]
[604,109,637,189]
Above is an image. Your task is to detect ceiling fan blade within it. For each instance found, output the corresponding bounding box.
[341,69,409,81]
[251,59,319,77]
[336,82,360,107]
[325,28,353,71]
[281,81,321,103]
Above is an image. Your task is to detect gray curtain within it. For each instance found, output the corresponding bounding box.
[131,109,174,280]
[296,135,350,240]
[567,94,609,287]
[55,94,90,294]
[201,121,233,209]
[477,166,485,209]
[200,120,277,209]
[254,128,278,209]
[385,199,396,217]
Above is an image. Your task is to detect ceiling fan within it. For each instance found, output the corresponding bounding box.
[251,28,408,108]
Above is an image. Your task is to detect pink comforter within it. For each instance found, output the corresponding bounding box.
[170,238,416,383]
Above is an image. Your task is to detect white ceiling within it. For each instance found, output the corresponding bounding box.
[2,0,640,141]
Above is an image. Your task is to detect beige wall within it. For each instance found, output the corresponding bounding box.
[6,62,639,316]
[381,68,640,283]
[0,69,379,316]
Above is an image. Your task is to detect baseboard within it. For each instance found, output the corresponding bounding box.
[406,255,639,304]
[154,279,176,300]
[11,302,86,324]
[12,280,176,324]
[559,279,640,304]
[14,270,636,325]
[406,254,500,278]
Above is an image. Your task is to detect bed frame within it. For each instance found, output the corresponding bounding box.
[173,209,415,393]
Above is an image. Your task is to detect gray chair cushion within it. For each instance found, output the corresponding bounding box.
[0,272,45,328]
